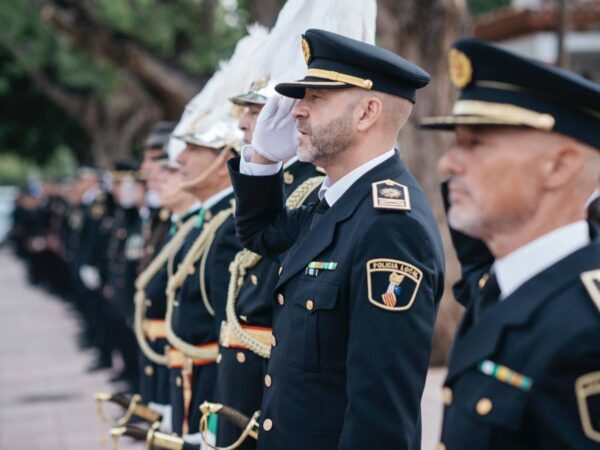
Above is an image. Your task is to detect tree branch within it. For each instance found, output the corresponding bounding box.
[41,1,202,110]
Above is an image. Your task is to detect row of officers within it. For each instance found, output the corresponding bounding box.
[11,29,600,450]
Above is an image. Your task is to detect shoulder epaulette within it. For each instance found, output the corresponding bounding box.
[581,270,600,312]
[372,179,411,211]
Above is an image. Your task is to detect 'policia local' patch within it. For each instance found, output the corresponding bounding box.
[366,258,423,311]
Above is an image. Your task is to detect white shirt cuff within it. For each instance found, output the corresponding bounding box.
[240,145,282,176]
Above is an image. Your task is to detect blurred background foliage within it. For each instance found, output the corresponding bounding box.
[0,0,508,182]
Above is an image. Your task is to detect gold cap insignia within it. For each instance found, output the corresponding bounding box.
[301,36,311,65]
[372,180,411,211]
[449,48,473,89]
[249,76,269,92]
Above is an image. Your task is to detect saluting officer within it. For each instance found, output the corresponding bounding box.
[213,79,323,449]
[421,39,600,449]
[228,29,445,449]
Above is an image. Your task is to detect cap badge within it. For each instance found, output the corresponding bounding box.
[449,48,473,89]
[301,36,311,65]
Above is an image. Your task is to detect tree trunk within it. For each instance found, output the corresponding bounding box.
[249,0,284,27]
[377,0,467,366]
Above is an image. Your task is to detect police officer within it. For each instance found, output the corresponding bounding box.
[228,29,445,449]
[135,155,199,410]
[213,79,323,449]
[103,161,146,389]
[421,39,600,449]
[164,116,242,438]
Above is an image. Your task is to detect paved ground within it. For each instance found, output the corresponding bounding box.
[0,249,444,449]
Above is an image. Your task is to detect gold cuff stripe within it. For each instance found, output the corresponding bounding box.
[452,100,555,131]
[142,319,166,340]
[306,68,373,90]
[220,322,273,349]
[166,344,218,368]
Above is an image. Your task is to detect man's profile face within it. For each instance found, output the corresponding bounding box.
[293,88,357,166]
[176,144,218,183]
[439,126,546,239]
[140,147,164,190]
[238,104,263,144]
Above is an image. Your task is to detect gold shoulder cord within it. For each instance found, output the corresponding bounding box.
[165,208,234,360]
[133,216,197,366]
[225,176,324,359]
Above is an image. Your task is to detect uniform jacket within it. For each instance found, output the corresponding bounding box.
[214,161,322,449]
[228,152,445,450]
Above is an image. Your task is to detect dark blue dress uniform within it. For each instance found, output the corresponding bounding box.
[214,161,322,449]
[229,152,445,449]
[166,194,242,436]
[136,211,184,406]
[421,39,600,449]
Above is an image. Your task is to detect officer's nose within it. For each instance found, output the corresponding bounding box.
[238,111,251,131]
[292,98,309,120]
[437,146,464,178]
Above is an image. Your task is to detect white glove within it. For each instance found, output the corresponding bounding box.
[147,402,172,433]
[252,94,299,163]
[79,265,101,290]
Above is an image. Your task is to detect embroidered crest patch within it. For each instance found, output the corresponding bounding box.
[576,371,600,443]
[372,180,411,211]
[581,270,600,312]
[366,259,422,311]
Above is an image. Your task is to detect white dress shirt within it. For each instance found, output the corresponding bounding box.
[203,186,234,210]
[240,145,395,207]
[495,220,590,300]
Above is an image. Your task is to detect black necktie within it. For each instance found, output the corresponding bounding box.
[310,197,330,229]
[473,270,501,323]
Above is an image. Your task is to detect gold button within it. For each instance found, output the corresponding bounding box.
[216,353,222,364]
[251,274,258,285]
[271,335,277,347]
[176,376,182,387]
[478,273,489,289]
[437,444,447,450]
[306,299,314,311]
[278,266,283,276]
[144,299,152,307]
[188,265,195,275]
[442,386,453,406]
[144,365,154,376]
[277,293,285,306]
[264,374,272,387]
[204,210,213,221]
[262,418,273,431]
[146,244,155,255]
[476,397,493,416]
[236,352,246,363]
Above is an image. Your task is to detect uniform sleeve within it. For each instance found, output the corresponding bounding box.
[441,181,493,307]
[533,326,600,449]
[228,157,313,261]
[338,213,444,450]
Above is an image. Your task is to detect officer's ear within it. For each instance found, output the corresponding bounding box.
[355,94,383,132]
[543,138,588,190]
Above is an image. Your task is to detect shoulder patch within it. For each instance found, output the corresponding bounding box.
[366,258,422,311]
[372,180,411,211]
[581,270,600,312]
[575,370,600,443]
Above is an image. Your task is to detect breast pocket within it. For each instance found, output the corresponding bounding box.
[287,280,343,372]
[447,371,530,450]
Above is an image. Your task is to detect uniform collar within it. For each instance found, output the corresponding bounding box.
[318,149,396,207]
[203,186,234,210]
[495,220,590,299]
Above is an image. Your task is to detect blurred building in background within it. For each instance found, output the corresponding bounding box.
[475,0,600,80]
